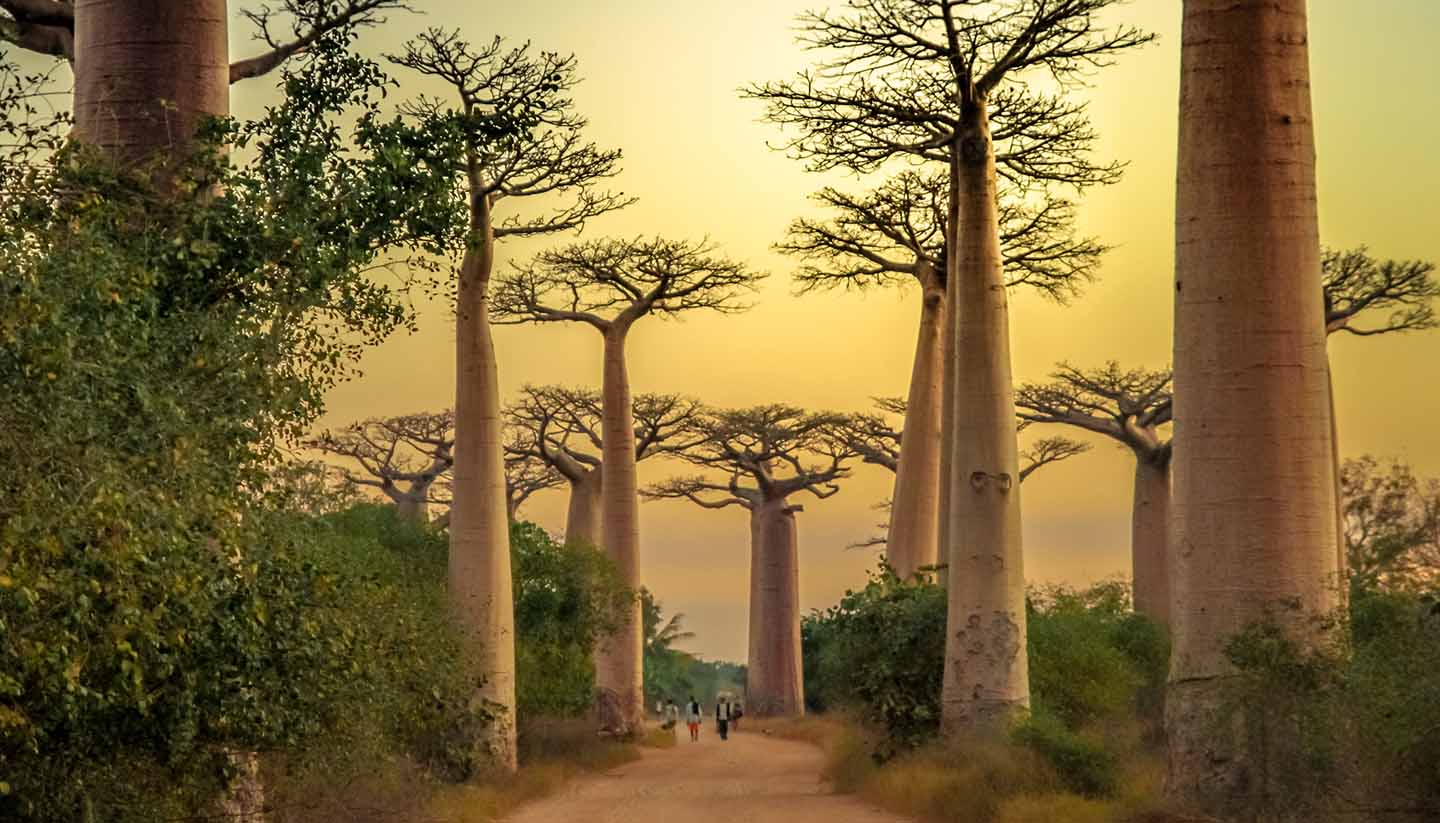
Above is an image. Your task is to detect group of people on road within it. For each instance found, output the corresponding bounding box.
[657,695,743,742]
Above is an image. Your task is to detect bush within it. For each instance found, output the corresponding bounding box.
[1224,590,1440,819]
[801,565,947,750]
[1010,712,1117,797]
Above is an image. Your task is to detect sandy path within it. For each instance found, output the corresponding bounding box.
[502,725,912,823]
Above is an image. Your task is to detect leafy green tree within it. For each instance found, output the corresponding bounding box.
[511,521,629,719]
[1341,456,1440,596]
[640,588,696,704]
[0,36,465,820]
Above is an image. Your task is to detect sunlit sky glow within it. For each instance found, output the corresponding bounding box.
[213,1,1440,661]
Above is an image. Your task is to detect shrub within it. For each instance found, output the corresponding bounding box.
[801,565,947,750]
[1224,590,1440,818]
[1010,712,1117,797]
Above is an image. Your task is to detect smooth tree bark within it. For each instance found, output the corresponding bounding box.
[645,405,856,717]
[778,168,1106,581]
[1015,363,1174,624]
[843,400,1088,557]
[393,30,629,769]
[305,411,455,523]
[505,385,705,548]
[494,237,763,735]
[1168,1,1339,813]
[4,0,408,164]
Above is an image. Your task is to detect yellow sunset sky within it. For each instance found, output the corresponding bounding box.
[218,1,1440,662]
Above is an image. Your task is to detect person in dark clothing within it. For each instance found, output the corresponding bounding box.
[685,695,702,742]
[715,696,732,741]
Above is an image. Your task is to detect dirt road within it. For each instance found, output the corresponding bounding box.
[502,725,911,823]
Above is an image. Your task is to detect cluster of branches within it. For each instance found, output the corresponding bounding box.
[1015,362,1173,462]
[1342,456,1440,594]
[503,384,707,479]
[644,405,858,511]
[743,0,1151,185]
[780,169,1107,302]
[493,236,764,330]
[841,397,1091,480]
[390,27,634,252]
[306,410,562,519]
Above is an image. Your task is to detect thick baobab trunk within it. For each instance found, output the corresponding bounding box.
[395,495,430,524]
[74,0,229,165]
[564,468,603,548]
[595,326,644,736]
[746,497,804,717]
[936,266,957,582]
[449,200,518,772]
[1130,456,1171,626]
[940,99,1028,737]
[1168,1,1339,814]
[887,265,946,579]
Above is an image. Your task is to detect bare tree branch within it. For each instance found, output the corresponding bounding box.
[504,384,708,480]
[304,410,455,505]
[1323,246,1439,337]
[0,0,73,60]
[1015,360,1171,459]
[645,405,859,507]
[390,28,633,248]
[781,168,1106,302]
[744,0,1151,184]
[493,236,766,330]
[231,1,413,82]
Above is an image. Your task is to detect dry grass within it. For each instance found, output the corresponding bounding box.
[271,718,644,823]
[766,713,1168,823]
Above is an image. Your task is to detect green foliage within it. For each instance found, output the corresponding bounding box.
[1224,591,1440,817]
[802,568,1165,799]
[1026,582,1168,733]
[1342,456,1440,596]
[1010,713,1116,797]
[802,564,947,751]
[0,32,474,819]
[511,524,628,719]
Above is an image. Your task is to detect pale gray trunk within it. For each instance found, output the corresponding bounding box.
[448,197,518,771]
[745,497,804,717]
[1131,456,1171,626]
[887,273,946,580]
[595,326,644,735]
[1167,0,1339,813]
[564,467,603,548]
[940,98,1029,737]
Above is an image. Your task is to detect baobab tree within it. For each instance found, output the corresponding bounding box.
[493,236,764,735]
[1015,363,1173,624]
[1321,247,1438,577]
[1168,1,1337,813]
[644,405,857,717]
[842,398,1089,558]
[751,0,1150,736]
[781,171,1104,576]
[1,0,409,164]
[391,30,630,769]
[504,384,705,547]
[305,411,454,523]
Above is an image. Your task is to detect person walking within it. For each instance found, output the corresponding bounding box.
[732,698,743,732]
[665,698,680,739]
[685,695,702,742]
[715,695,732,741]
